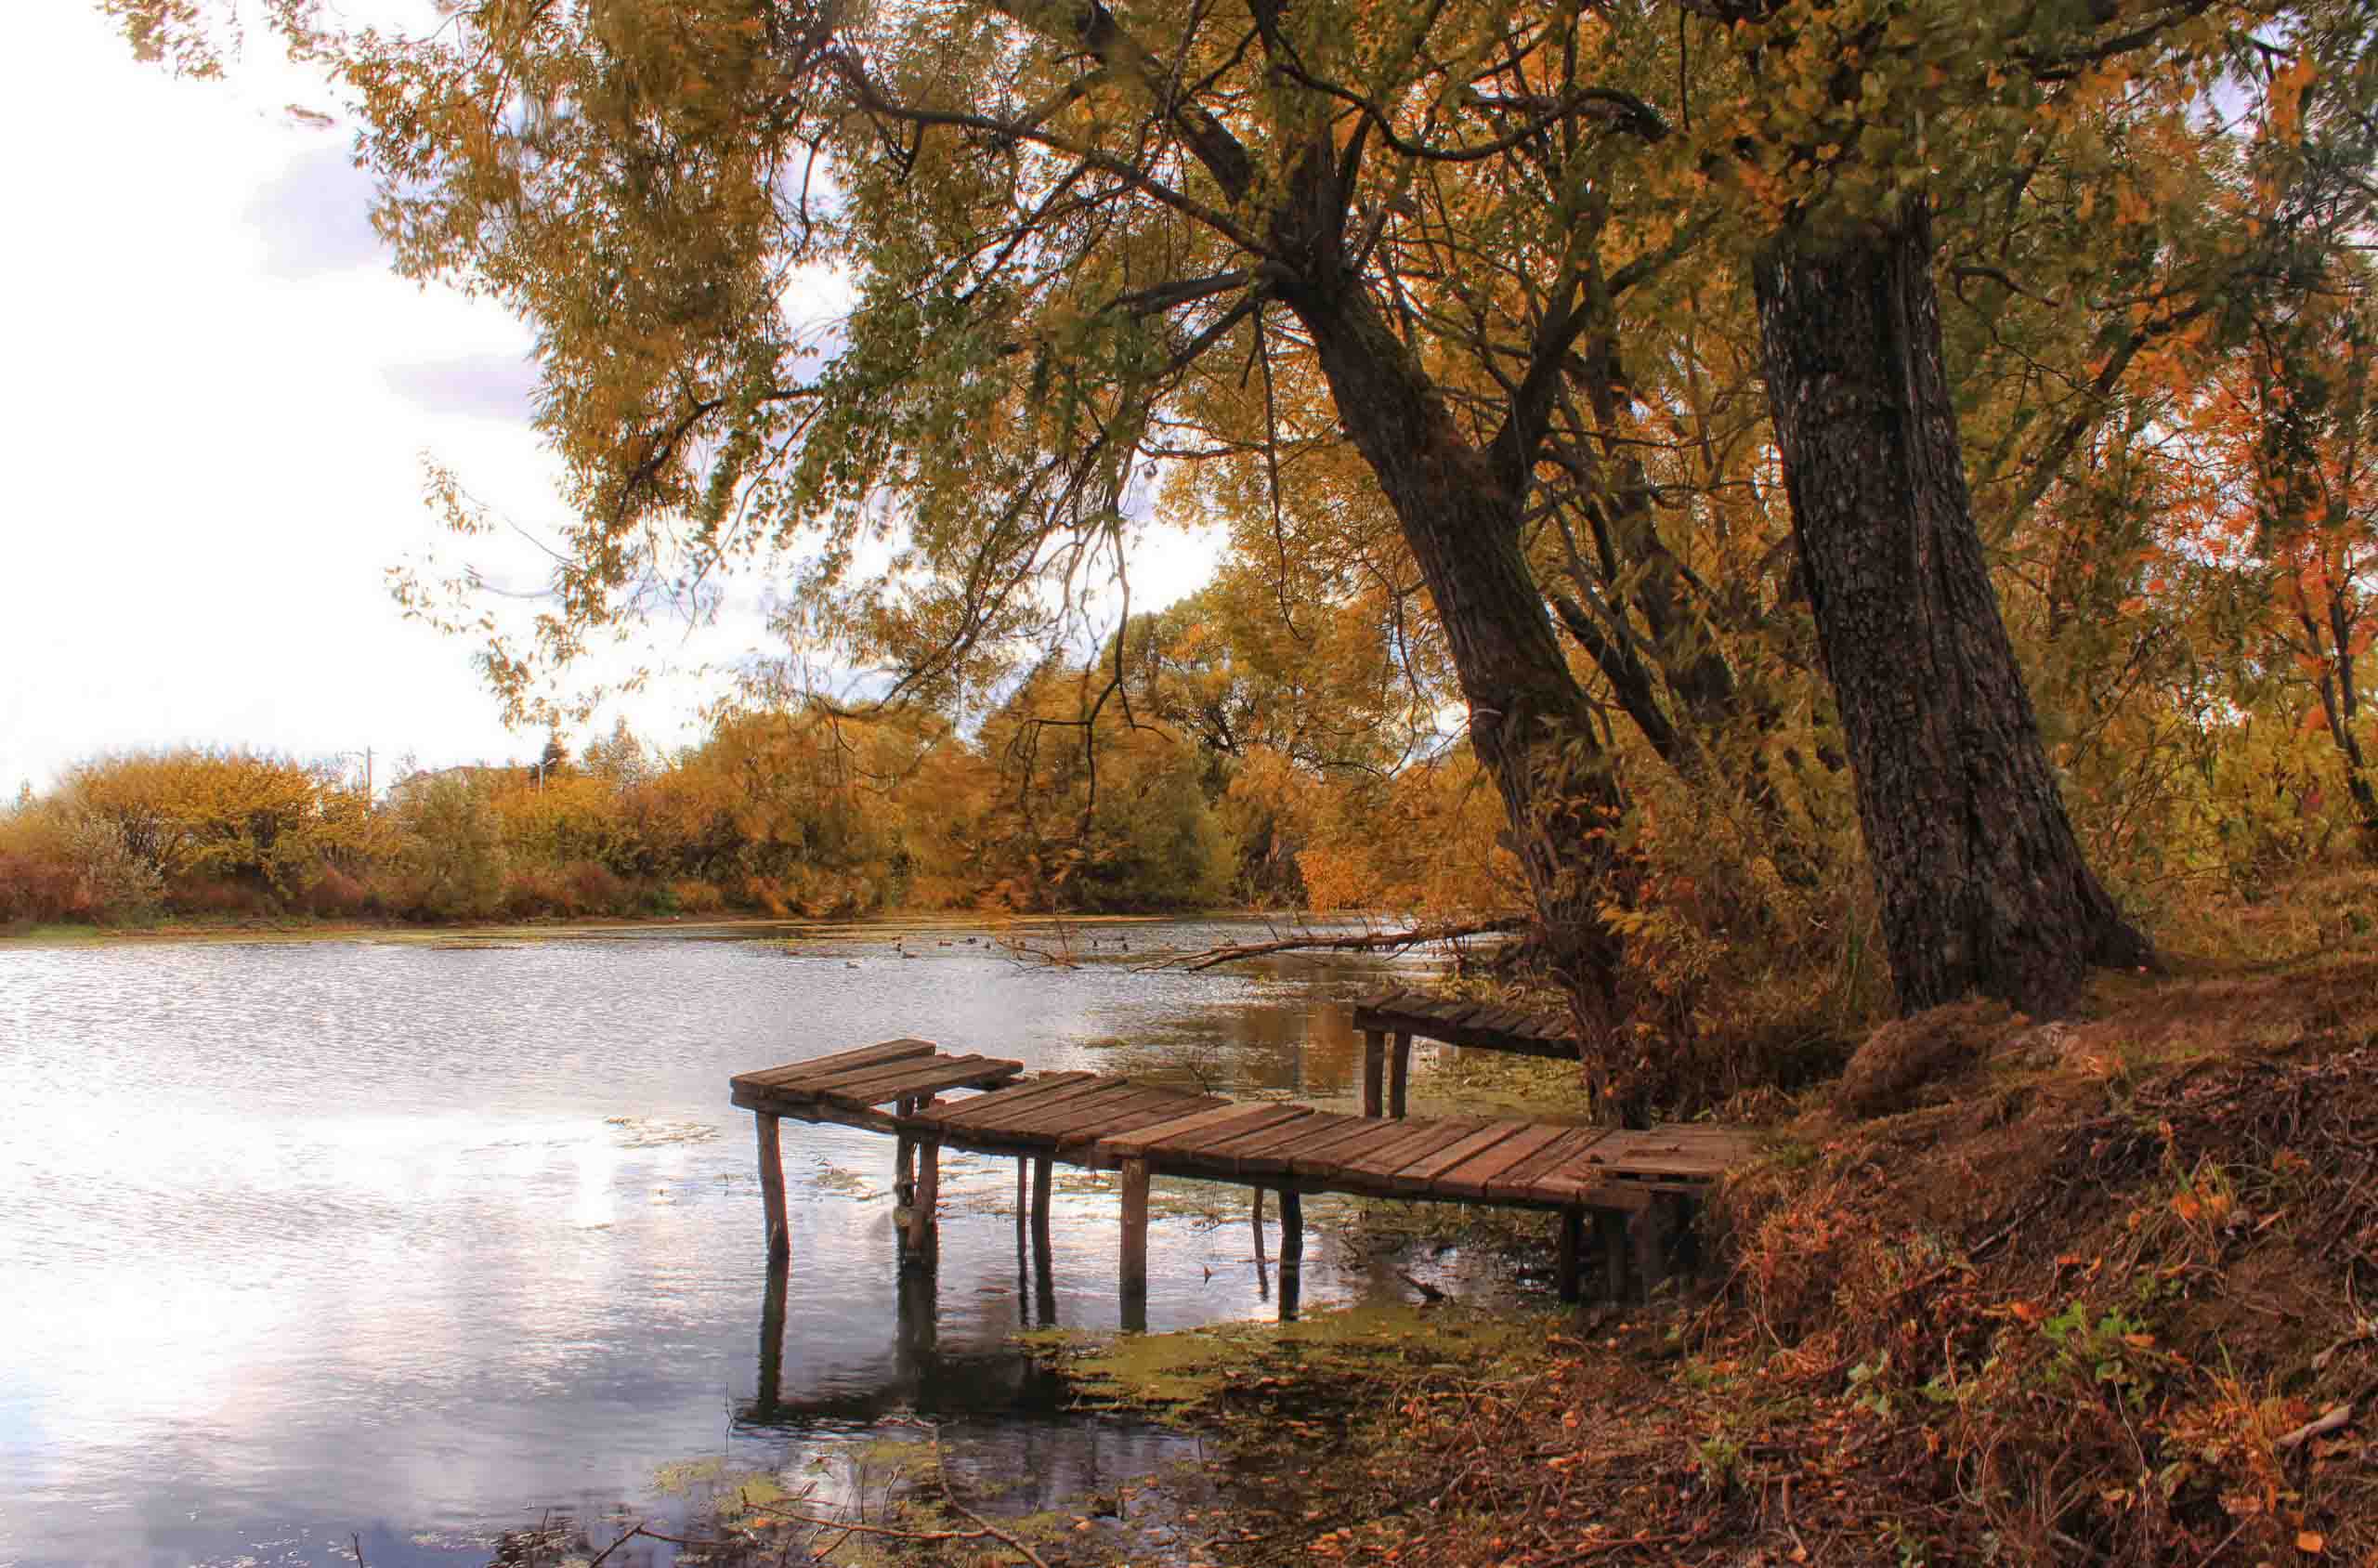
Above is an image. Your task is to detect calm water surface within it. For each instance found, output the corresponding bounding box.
[0,920,1469,1565]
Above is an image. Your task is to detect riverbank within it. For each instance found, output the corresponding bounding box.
[0,908,1207,950]
[1027,942,2378,1566]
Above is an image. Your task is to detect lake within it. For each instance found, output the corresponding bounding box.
[0,918,1489,1565]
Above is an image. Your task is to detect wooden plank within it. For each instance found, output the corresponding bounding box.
[1339,1117,1491,1181]
[798,1051,1015,1097]
[738,1038,937,1088]
[1210,1111,1366,1176]
[1426,1124,1574,1201]
[1490,1127,1619,1199]
[1575,1132,1735,1181]
[1000,1081,1172,1138]
[921,1072,1102,1127]
[1531,1175,1653,1211]
[1051,1090,1224,1147]
[1154,1105,1314,1166]
[790,1052,986,1098]
[730,1085,898,1132]
[1192,1109,1352,1176]
[809,1054,1023,1105]
[1098,1101,1285,1158]
[986,1079,1153,1138]
[1393,1120,1534,1188]
[1286,1117,1426,1178]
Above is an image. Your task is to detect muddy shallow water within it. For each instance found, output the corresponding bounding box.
[0,918,1505,1565]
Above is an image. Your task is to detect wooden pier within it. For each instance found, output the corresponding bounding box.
[732,1039,1752,1318]
[1350,988,1579,1117]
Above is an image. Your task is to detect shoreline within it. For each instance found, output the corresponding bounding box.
[0,906,1350,951]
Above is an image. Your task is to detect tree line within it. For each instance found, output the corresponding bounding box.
[0,614,1516,926]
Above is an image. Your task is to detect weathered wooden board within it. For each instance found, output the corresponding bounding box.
[1350,991,1577,1060]
[736,1038,938,1090]
[921,1073,1103,1127]
[794,1053,1025,1104]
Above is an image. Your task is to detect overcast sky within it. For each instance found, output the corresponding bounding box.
[1,7,1213,800]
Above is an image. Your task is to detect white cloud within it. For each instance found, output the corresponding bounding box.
[0,6,1221,800]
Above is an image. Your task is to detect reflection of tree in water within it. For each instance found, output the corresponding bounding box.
[1101,996,1364,1098]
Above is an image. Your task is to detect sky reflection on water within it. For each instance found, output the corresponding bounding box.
[0,921,1448,1565]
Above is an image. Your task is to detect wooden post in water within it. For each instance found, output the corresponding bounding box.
[1119,1158,1151,1311]
[1557,1206,1583,1302]
[1387,1031,1413,1119]
[1031,1155,1052,1227]
[1278,1187,1304,1321]
[1016,1155,1029,1228]
[1250,1187,1267,1262]
[755,1112,789,1260]
[892,1095,918,1208]
[908,1135,942,1261]
[755,1247,790,1417]
[1361,1029,1386,1117]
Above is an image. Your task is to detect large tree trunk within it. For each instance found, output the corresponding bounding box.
[1752,202,2152,1016]
[1277,279,1631,1017]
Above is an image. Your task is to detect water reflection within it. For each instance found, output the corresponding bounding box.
[0,920,1436,1565]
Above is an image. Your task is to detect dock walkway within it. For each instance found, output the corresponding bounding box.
[733,1039,1753,1313]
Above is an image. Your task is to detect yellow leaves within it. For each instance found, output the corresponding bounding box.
[2269,53,2318,146]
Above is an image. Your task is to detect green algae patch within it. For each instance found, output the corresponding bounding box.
[1024,1301,1553,1418]
[651,1455,795,1515]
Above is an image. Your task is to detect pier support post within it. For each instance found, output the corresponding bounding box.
[1387,1031,1412,1119]
[1016,1155,1029,1228]
[1250,1187,1267,1262]
[755,1247,790,1418]
[907,1135,941,1261]
[1596,1209,1628,1301]
[1557,1206,1583,1303]
[1361,1029,1386,1117]
[1031,1155,1052,1227]
[1119,1158,1150,1316]
[755,1112,789,1260]
[1278,1187,1304,1321]
[1632,1201,1663,1302]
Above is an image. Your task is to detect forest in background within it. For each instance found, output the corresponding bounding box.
[0,584,1514,927]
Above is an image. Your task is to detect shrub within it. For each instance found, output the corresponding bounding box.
[397,775,508,919]
[564,859,627,914]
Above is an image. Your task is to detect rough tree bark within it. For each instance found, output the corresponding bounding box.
[1274,268,1630,1017]
[1753,202,2153,1015]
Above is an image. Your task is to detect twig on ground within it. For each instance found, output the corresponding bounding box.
[2276,1403,2353,1450]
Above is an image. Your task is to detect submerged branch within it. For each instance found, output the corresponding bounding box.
[1143,917,1527,972]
